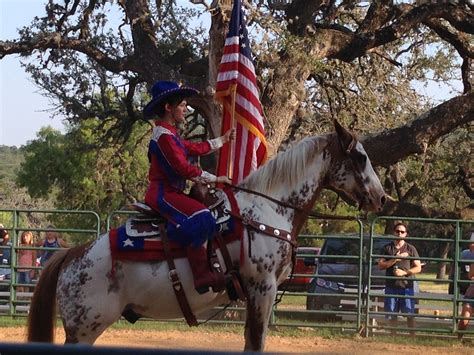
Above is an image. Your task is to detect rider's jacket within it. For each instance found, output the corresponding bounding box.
[144,121,221,247]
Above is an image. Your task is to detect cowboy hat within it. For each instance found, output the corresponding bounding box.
[143,81,199,117]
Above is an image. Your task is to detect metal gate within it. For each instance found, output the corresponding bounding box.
[0,208,100,316]
[365,216,474,337]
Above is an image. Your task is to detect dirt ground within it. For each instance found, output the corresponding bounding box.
[0,327,472,354]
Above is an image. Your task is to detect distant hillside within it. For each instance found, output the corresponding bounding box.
[0,145,24,182]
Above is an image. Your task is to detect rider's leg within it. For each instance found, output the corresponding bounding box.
[458,303,471,339]
[151,189,225,294]
[186,242,226,294]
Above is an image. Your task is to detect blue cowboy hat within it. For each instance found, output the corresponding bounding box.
[143,81,199,117]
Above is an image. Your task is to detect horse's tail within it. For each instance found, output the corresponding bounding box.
[27,248,70,342]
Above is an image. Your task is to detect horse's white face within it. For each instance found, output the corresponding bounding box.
[326,122,386,212]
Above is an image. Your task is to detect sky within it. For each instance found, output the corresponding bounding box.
[0,0,67,147]
[0,0,463,148]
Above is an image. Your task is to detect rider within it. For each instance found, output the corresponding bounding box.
[143,80,235,294]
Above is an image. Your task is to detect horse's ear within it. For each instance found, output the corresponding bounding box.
[334,119,356,154]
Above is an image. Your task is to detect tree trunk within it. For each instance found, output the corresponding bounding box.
[436,242,451,280]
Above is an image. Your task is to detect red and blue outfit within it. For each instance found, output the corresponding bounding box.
[145,121,222,247]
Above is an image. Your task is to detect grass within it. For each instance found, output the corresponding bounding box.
[418,272,450,293]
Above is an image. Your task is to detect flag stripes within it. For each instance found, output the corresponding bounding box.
[215,0,267,183]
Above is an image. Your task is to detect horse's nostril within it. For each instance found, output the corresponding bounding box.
[381,195,387,206]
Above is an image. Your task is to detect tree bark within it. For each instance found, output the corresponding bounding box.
[437,242,450,280]
[362,92,474,167]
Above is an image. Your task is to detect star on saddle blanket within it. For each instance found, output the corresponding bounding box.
[109,226,186,262]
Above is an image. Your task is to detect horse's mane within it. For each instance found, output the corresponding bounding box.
[241,135,329,194]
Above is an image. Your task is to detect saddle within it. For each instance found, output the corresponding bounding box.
[114,184,244,326]
[126,184,230,238]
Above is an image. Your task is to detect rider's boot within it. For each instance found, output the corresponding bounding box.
[186,245,226,294]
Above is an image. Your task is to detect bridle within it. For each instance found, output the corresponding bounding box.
[336,133,372,210]
[224,134,369,220]
[224,183,359,222]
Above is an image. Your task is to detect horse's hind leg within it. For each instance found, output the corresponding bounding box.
[60,296,122,344]
[243,285,277,351]
[57,263,122,344]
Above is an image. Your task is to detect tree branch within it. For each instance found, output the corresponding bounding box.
[362,92,474,167]
[329,4,471,62]
[0,34,131,73]
[457,166,474,200]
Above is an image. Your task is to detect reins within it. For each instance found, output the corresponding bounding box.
[224,183,358,221]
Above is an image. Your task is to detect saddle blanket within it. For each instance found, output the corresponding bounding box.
[109,226,186,262]
[108,187,243,263]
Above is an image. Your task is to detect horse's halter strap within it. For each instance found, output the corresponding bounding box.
[340,136,368,209]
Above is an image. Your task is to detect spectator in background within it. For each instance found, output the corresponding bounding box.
[17,231,36,296]
[457,232,474,339]
[378,222,422,335]
[0,225,12,265]
[449,231,474,295]
[38,225,69,266]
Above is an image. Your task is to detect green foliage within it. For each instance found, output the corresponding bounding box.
[0,147,23,224]
[395,126,471,212]
[0,146,24,182]
[16,119,150,234]
[16,127,67,199]
[0,147,54,230]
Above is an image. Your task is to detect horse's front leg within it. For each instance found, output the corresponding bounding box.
[243,279,277,352]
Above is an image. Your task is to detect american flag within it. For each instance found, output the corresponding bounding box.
[215,0,268,184]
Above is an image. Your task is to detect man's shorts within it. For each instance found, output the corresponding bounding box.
[384,287,416,320]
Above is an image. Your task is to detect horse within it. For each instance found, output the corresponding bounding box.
[27,120,386,351]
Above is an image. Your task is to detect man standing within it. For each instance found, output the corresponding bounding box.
[378,222,422,334]
[0,225,11,265]
[457,232,474,339]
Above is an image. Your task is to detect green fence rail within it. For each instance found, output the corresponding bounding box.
[0,209,100,316]
[366,216,474,338]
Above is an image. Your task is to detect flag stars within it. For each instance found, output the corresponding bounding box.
[123,238,134,247]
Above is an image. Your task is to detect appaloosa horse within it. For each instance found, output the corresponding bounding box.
[27,121,385,351]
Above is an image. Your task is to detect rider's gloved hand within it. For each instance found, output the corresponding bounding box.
[216,176,232,185]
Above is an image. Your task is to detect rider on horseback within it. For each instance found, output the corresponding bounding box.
[143,81,235,294]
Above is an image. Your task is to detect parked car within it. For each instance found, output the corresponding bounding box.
[305,235,419,320]
[279,247,320,292]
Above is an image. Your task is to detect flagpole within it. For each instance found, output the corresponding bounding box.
[227,83,238,181]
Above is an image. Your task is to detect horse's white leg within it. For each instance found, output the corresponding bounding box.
[243,281,277,351]
[59,271,123,344]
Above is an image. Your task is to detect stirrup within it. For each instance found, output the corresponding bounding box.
[195,273,230,295]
